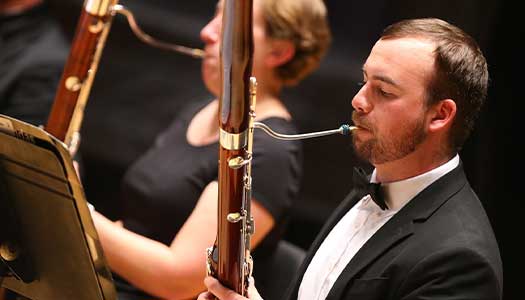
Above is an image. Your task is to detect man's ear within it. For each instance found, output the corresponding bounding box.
[265,39,295,68]
[428,99,456,133]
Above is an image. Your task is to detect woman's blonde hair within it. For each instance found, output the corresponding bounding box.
[260,0,332,86]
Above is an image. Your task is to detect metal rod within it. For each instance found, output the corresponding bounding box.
[253,122,356,141]
[111,5,205,59]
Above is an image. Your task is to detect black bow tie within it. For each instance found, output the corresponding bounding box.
[353,167,388,210]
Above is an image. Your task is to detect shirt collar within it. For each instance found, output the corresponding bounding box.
[370,154,460,211]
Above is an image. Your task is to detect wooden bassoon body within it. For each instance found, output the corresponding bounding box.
[45,0,118,150]
[207,0,256,296]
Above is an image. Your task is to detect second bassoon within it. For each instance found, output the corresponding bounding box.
[206,0,256,296]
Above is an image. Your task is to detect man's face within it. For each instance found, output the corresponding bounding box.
[199,0,268,96]
[351,37,436,165]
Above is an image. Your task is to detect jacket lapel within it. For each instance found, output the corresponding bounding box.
[326,162,468,299]
[285,189,363,299]
[325,209,414,299]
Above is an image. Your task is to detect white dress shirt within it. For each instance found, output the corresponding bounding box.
[298,155,460,300]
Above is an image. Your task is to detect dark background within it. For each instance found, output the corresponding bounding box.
[48,0,520,298]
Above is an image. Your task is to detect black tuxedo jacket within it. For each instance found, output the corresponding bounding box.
[285,163,503,300]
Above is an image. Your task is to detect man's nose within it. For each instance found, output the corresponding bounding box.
[351,84,372,113]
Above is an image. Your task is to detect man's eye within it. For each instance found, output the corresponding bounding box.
[379,89,394,97]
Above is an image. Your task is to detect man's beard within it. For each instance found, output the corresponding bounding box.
[352,111,427,165]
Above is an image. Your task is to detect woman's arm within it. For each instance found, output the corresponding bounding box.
[93,181,275,300]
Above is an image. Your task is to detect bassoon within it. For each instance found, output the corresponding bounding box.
[45,0,118,151]
[206,0,256,296]
[44,0,204,152]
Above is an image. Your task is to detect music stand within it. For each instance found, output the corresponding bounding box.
[0,115,117,300]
